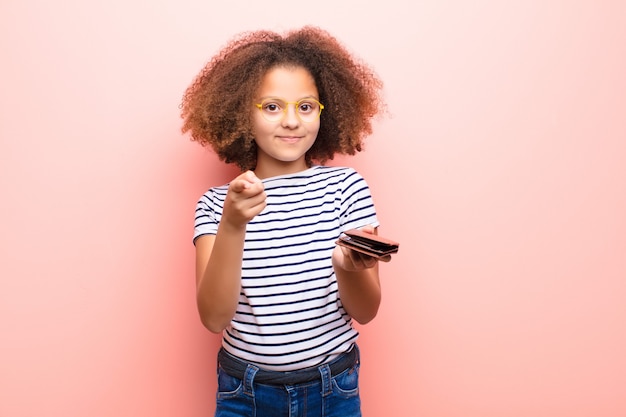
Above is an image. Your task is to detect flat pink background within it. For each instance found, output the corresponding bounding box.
[1,1,625,416]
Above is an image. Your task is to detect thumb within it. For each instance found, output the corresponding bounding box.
[230,171,260,193]
[229,179,249,193]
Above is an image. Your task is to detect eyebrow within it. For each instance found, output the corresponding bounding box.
[257,95,320,101]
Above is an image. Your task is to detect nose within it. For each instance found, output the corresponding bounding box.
[281,103,300,128]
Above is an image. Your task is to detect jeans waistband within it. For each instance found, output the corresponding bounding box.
[217,345,359,385]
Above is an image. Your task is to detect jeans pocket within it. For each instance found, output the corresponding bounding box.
[216,367,243,399]
[331,362,360,398]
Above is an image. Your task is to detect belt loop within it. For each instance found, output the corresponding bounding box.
[319,363,332,396]
[243,364,259,397]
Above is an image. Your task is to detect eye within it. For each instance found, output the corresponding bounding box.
[298,101,317,114]
[262,101,284,113]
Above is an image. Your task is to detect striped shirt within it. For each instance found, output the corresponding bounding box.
[193,165,379,371]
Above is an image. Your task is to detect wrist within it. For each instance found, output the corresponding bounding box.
[218,218,247,235]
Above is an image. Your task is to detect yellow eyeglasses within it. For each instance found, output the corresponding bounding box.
[255,98,324,123]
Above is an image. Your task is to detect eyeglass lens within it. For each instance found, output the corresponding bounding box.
[258,99,322,122]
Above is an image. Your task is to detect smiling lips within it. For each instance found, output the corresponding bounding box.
[278,136,302,144]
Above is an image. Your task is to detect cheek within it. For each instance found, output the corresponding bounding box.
[309,121,321,137]
[251,116,269,137]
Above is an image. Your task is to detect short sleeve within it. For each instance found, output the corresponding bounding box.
[193,190,219,245]
[339,168,379,231]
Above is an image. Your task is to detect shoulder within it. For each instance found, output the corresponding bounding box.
[196,183,229,208]
[311,165,363,179]
[309,166,371,190]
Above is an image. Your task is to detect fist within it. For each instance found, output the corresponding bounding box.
[222,171,266,227]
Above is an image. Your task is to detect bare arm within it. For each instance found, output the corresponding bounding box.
[195,171,266,333]
[332,225,389,324]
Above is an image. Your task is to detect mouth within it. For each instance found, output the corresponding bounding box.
[278,136,302,144]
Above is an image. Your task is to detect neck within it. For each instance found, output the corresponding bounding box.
[254,160,310,179]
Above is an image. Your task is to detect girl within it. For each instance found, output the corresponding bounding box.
[181,26,387,417]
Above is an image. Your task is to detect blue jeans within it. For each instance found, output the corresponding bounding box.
[214,349,362,417]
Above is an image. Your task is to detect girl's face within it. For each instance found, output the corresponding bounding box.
[251,66,321,179]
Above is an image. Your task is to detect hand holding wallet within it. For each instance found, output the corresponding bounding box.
[336,228,399,259]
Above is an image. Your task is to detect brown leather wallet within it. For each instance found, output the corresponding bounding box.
[336,229,399,259]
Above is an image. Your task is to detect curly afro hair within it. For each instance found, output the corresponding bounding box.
[180,26,385,171]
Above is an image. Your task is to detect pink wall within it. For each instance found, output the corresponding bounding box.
[1,1,625,416]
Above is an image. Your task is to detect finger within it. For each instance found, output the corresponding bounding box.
[242,181,265,198]
[229,179,249,193]
[378,254,392,263]
[230,171,262,193]
[360,225,376,235]
[246,191,267,210]
[337,245,356,270]
[358,253,378,269]
[240,170,262,190]
[346,249,371,270]
[245,170,261,183]
[229,174,252,193]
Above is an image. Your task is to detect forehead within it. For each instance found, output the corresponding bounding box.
[257,66,318,99]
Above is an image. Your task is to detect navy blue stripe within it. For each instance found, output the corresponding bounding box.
[236,298,338,318]
[239,287,337,307]
[244,281,333,297]
[242,272,332,289]
[231,309,340,328]
[223,330,357,363]
[225,321,348,347]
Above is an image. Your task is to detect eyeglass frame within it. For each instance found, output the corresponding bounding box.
[254,97,325,123]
